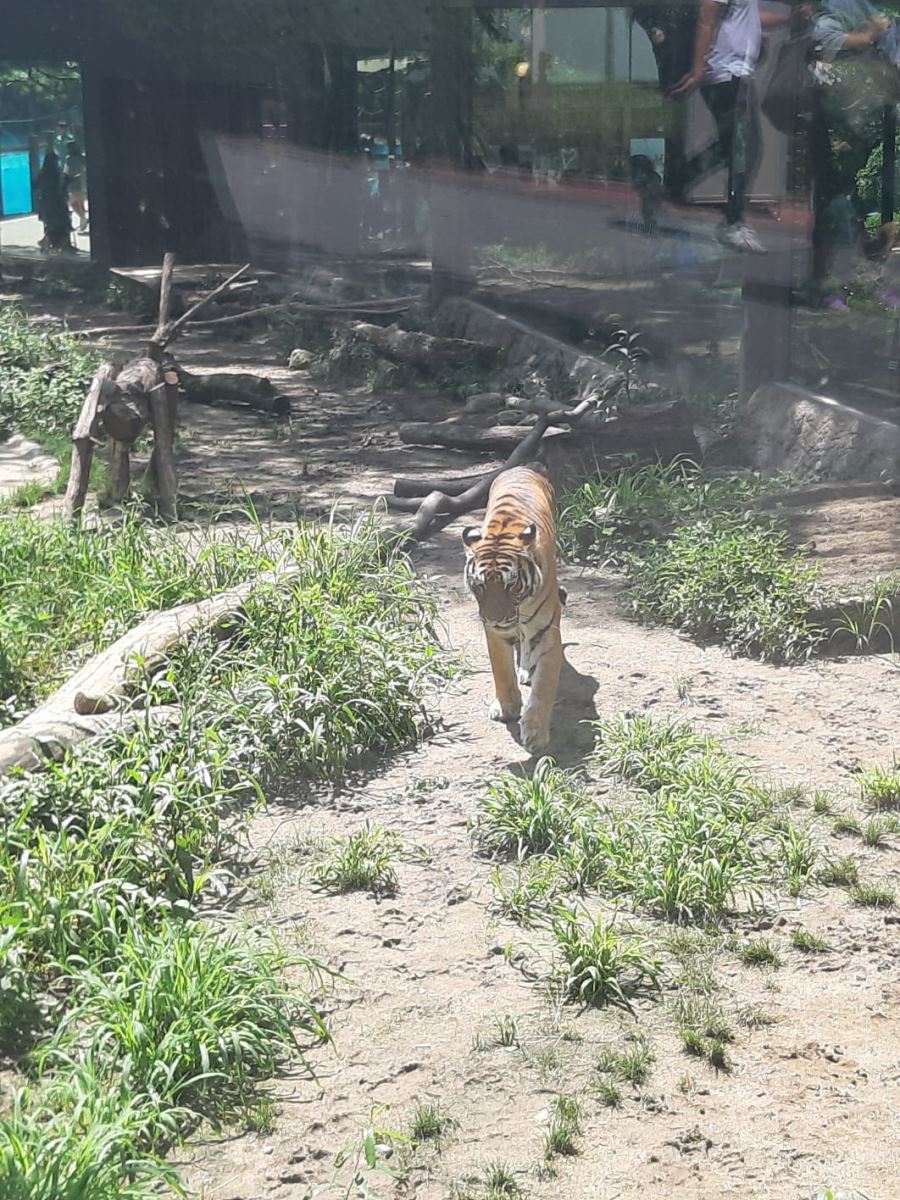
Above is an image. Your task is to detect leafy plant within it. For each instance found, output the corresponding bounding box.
[596,1036,655,1087]
[543,1095,582,1161]
[850,881,896,908]
[738,938,781,968]
[550,905,661,1010]
[310,826,404,898]
[471,758,590,860]
[627,518,823,663]
[859,763,900,811]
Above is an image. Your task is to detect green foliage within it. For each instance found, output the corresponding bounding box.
[0,309,97,444]
[471,758,590,860]
[543,1095,582,1161]
[37,920,326,1121]
[595,1036,655,1087]
[559,464,821,662]
[310,826,404,897]
[0,512,448,1194]
[550,905,661,1009]
[558,461,766,569]
[738,938,781,968]
[858,763,900,811]
[0,512,258,720]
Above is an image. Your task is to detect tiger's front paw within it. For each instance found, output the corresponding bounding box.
[519,710,551,754]
[489,696,521,723]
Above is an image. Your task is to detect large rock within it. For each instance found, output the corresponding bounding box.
[738,383,900,482]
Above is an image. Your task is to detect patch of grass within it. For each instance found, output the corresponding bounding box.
[832,815,863,838]
[738,938,782,968]
[0,1077,181,1200]
[550,905,661,1010]
[596,1036,655,1087]
[861,817,893,849]
[675,997,734,1070]
[242,1094,278,1135]
[818,856,859,887]
[543,1095,582,1161]
[595,1077,623,1107]
[309,825,404,898]
[850,881,896,908]
[480,1160,521,1198]
[37,919,328,1122]
[738,1005,775,1029]
[777,825,819,896]
[790,928,831,953]
[627,518,823,663]
[495,1014,520,1048]
[812,792,833,815]
[592,713,713,792]
[472,758,589,860]
[859,764,900,811]
[558,460,766,569]
[410,1102,455,1144]
[490,858,564,927]
[0,307,97,444]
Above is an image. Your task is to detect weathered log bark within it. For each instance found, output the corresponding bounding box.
[405,396,597,542]
[149,251,177,362]
[399,399,697,460]
[394,469,504,499]
[71,565,301,716]
[148,373,178,517]
[63,362,119,521]
[178,369,291,417]
[0,706,181,776]
[108,439,131,502]
[342,321,497,372]
[398,420,563,455]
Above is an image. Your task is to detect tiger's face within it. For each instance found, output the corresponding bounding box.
[462,523,541,626]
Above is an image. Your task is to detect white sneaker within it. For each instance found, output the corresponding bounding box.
[718,222,767,255]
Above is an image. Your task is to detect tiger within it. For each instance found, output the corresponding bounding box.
[462,464,564,754]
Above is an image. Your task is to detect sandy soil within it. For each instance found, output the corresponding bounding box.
[179,532,900,1200]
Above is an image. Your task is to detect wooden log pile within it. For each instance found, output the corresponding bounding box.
[386,396,700,542]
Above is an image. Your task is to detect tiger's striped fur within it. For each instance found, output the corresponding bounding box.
[462,465,563,753]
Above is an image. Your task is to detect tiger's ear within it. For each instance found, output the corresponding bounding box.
[462,526,483,547]
[520,523,537,544]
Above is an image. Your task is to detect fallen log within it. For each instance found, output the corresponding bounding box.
[394,469,504,499]
[177,368,291,417]
[405,396,597,542]
[341,321,497,373]
[400,399,696,457]
[0,706,181,776]
[0,565,302,775]
[398,421,564,455]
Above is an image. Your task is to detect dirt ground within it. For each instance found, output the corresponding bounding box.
[6,290,900,1200]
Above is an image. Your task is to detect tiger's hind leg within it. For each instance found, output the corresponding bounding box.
[519,623,562,753]
[485,627,522,723]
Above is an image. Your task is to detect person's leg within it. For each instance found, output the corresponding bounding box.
[701,79,740,220]
[726,76,761,227]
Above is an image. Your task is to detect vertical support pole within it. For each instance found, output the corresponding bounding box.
[80,64,112,266]
[882,103,897,226]
[428,1,475,307]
